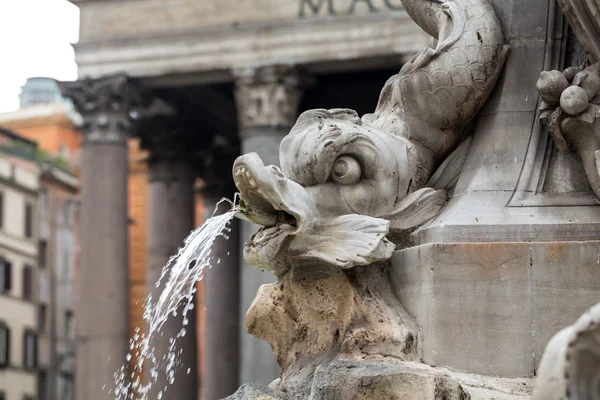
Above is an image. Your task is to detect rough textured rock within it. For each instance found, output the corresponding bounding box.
[222,383,284,400]
[246,262,420,374]
[307,360,470,400]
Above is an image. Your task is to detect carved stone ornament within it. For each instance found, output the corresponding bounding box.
[234,65,302,131]
[536,1,600,199]
[537,63,600,198]
[558,0,600,63]
[231,0,508,398]
[532,302,600,400]
[59,75,148,144]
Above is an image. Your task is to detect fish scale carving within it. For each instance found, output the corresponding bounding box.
[365,0,508,162]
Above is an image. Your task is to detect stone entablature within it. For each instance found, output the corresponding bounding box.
[74,11,430,80]
[77,0,405,42]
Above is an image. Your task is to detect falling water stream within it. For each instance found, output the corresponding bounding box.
[113,198,239,399]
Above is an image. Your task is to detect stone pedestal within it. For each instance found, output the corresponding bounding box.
[391,241,600,377]
[146,160,197,399]
[387,0,600,381]
[60,76,140,400]
[234,65,303,385]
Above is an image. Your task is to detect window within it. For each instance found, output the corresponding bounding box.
[0,191,4,229]
[22,265,33,301]
[38,371,47,400]
[63,202,73,226]
[64,310,73,340]
[0,323,9,367]
[23,330,37,370]
[39,305,47,335]
[0,392,5,400]
[62,250,72,282]
[60,376,73,400]
[0,258,12,293]
[23,396,34,400]
[38,240,47,269]
[38,190,46,217]
[25,203,33,238]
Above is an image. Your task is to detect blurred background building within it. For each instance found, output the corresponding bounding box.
[2,1,431,399]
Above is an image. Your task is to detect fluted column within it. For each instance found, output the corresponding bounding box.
[140,122,198,399]
[60,76,142,400]
[234,65,303,385]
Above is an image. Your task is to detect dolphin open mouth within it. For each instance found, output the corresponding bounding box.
[233,153,317,272]
[233,159,300,230]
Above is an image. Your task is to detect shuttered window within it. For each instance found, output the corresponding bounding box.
[22,265,33,301]
[25,203,33,238]
[23,330,37,370]
[0,323,9,367]
[0,192,4,229]
[0,259,11,293]
[38,240,47,269]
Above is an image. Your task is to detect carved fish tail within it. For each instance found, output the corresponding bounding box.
[369,0,508,162]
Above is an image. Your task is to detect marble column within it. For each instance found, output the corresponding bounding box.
[146,156,197,399]
[60,76,140,400]
[234,65,303,385]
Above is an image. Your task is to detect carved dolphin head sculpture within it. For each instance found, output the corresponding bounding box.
[233,108,450,276]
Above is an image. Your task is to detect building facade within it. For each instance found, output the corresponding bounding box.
[2,77,213,397]
[0,129,39,400]
[62,0,600,399]
[37,164,78,400]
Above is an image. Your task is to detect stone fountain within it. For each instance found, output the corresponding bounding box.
[227,0,600,398]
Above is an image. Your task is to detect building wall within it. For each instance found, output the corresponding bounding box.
[37,176,77,400]
[79,0,405,41]
[0,107,82,172]
[0,156,39,400]
[127,138,148,383]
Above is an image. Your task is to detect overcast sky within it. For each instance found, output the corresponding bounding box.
[0,0,79,113]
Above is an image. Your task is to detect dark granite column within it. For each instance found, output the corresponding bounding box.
[146,160,197,399]
[200,136,241,400]
[60,76,141,400]
[202,193,240,400]
[233,65,303,385]
[140,122,198,399]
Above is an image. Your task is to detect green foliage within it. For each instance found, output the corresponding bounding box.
[0,139,72,174]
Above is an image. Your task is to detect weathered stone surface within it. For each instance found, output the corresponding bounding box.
[530,241,600,367]
[307,360,470,400]
[391,240,600,377]
[392,242,534,377]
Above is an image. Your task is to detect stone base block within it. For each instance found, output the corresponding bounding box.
[391,241,600,377]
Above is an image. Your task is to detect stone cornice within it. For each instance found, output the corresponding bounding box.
[73,13,430,81]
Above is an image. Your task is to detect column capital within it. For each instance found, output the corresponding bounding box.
[233,65,304,131]
[59,75,149,145]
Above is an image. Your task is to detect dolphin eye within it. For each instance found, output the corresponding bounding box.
[331,156,361,184]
